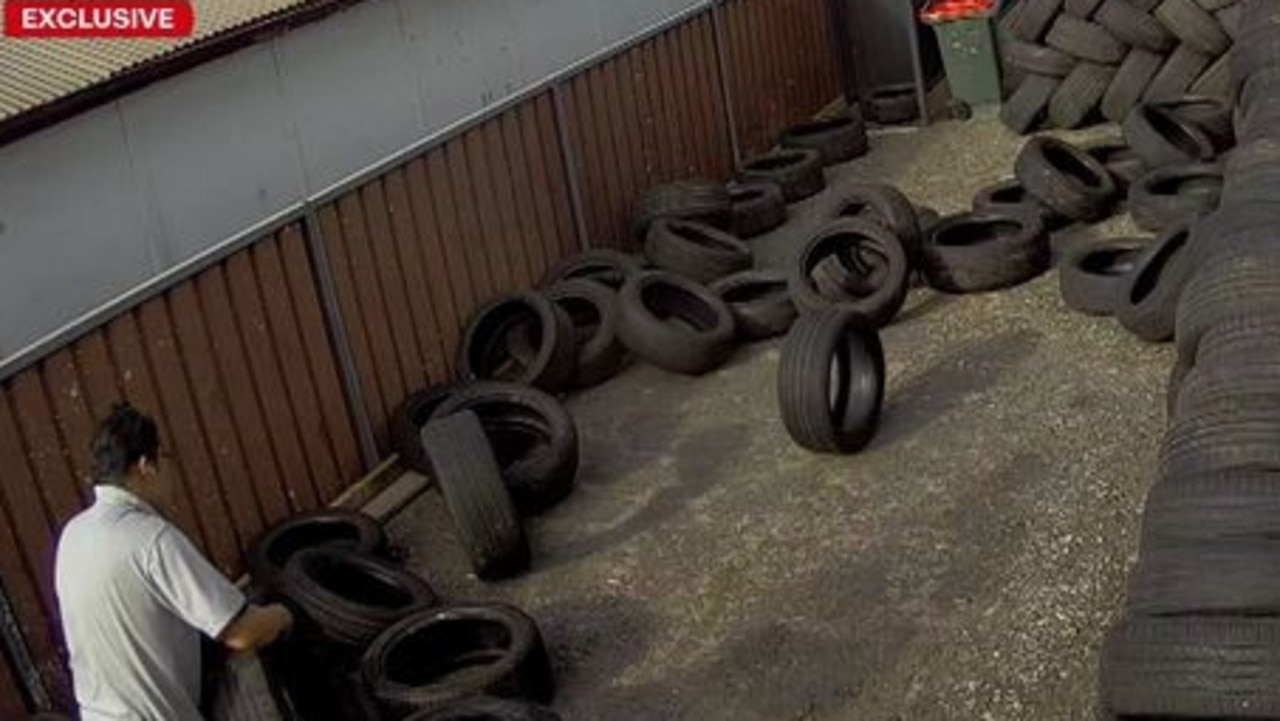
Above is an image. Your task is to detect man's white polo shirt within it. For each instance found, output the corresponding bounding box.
[55,485,246,720]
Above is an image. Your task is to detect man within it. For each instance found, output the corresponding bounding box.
[56,402,294,720]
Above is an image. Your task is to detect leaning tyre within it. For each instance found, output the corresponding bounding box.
[1144,45,1213,102]
[247,510,386,594]
[390,386,460,473]
[1114,226,1191,342]
[789,219,910,327]
[1001,73,1062,134]
[779,113,868,165]
[643,218,752,284]
[740,149,825,202]
[543,279,628,389]
[404,698,563,721]
[458,293,575,392]
[1094,0,1175,51]
[1015,136,1118,220]
[1045,16,1127,63]
[710,270,797,341]
[362,604,554,717]
[1059,237,1149,316]
[280,548,438,648]
[1003,40,1077,76]
[616,271,735,375]
[1048,61,1117,129]
[432,382,578,515]
[420,412,529,579]
[777,307,885,454]
[920,211,1050,294]
[1101,49,1165,122]
[1127,162,1222,232]
[1154,0,1230,55]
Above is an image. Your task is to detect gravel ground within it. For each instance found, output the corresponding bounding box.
[386,112,1173,721]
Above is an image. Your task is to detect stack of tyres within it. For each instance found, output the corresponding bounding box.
[1098,3,1280,716]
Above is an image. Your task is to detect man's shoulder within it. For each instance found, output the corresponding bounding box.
[59,500,171,562]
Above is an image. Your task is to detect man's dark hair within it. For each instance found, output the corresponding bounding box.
[91,402,159,485]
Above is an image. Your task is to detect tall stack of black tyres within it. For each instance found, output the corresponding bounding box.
[1015,136,1120,221]
[726,181,788,238]
[1059,237,1151,315]
[420,411,530,580]
[821,183,925,264]
[709,270,798,341]
[540,279,628,389]
[247,510,387,596]
[361,604,555,718]
[458,293,576,393]
[919,211,1051,294]
[776,307,885,454]
[430,382,579,515]
[538,249,643,290]
[632,180,732,241]
[1113,225,1191,342]
[999,0,1239,133]
[1128,162,1223,231]
[739,148,826,202]
[643,218,753,284]
[1084,139,1147,190]
[404,698,563,721]
[615,270,736,375]
[779,111,870,165]
[1098,7,1280,713]
[788,219,910,327]
[391,386,460,473]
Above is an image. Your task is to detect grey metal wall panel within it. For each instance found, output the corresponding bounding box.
[506,0,604,87]
[118,45,307,266]
[0,105,156,359]
[274,0,425,191]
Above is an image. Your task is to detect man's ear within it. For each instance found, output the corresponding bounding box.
[135,456,154,477]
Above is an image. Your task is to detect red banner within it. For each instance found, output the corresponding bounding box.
[4,1,195,38]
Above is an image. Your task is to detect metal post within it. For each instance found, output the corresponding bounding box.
[824,0,860,108]
[709,0,743,169]
[550,83,592,251]
[904,0,931,125]
[0,579,49,711]
[300,208,380,471]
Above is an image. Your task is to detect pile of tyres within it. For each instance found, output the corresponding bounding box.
[245,510,558,720]
[1097,2,1280,717]
[998,0,1238,132]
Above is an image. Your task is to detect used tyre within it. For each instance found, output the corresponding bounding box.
[543,279,627,388]
[616,270,735,375]
[420,412,529,579]
[1154,0,1231,55]
[1128,539,1280,615]
[1122,102,1216,168]
[789,219,910,327]
[632,180,732,239]
[1048,61,1117,129]
[1100,616,1280,718]
[390,386,460,473]
[1101,49,1166,122]
[866,84,919,124]
[538,250,643,290]
[643,218,752,284]
[1001,73,1062,133]
[972,178,1061,226]
[822,182,924,261]
[740,149,825,202]
[247,510,386,594]
[405,698,562,721]
[1144,45,1213,101]
[1015,136,1118,220]
[779,113,868,165]
[458,293,575,392]
[710,269,798,341]
[281,548,438,648]
[1084,139,1146,189]
[1127,162,1222,231]
[727,181,787,238]
[777,306,885,454]
[1059,237,1149,315]
[1155,96,1234,151]
[1114,226,1191,342]
[1095,0,1175,51]
[1045,16,1127,64]
[1175,248,1280,361]
[362,604,554,717]
[1008,0,1065,40]
[433,382,578,515]
[1003,40,1077,76]
[920,211,1051,293]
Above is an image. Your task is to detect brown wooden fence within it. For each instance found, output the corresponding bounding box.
[0,0,847,712]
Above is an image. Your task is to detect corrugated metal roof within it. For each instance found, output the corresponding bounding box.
[0,0,322,123]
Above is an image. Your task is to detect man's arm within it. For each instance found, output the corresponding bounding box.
[219,603,294,653]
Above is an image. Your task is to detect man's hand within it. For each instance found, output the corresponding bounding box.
[219,603,294,653]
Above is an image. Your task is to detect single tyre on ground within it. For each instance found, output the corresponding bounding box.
[1059,237,1149,315]
[538,250,643,290]
[362,604,555,717]
[542,279,627,389]
[727,181,787,238]
[432,382,579,515]
[616,270,736,375]
[822,182,924,262]
[1122,102,1216,168]
[777,307,885,454]
[458,293,575,392]
[740,149,825,202]
[920,211,1050,293]
[420,412,529,580]
[281,548,438,648]
[643,218,752,284]
[1015,136,1118,220]
[1127,162,1222,231]
[788,219,910,327]
[1114,226,1192,342]
[779,113,869,165]
[972,178,1060,226]
[247,510,386,594]
[710,269,797,341]
[866,84,919,124]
